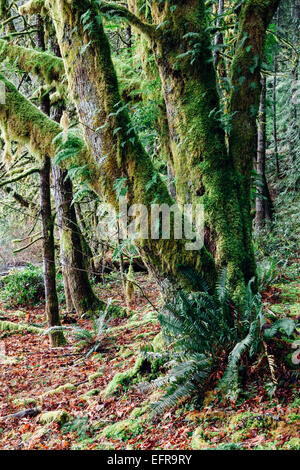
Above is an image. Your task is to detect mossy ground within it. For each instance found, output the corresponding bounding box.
[0,272,298,450]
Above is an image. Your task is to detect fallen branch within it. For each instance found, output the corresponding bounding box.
[1,408,41,420]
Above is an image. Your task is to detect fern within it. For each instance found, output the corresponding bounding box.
[151,270,271,412]
[44,300,113,357]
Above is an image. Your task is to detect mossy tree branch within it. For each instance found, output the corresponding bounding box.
[1,185,37,209]
[0,74,100,191]
[0,167,40,188]
[0,39,65,87]
[97,1,155,38]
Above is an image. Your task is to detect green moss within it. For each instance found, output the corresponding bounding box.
[99,418,145,441]
[12,397,37,407]
[19,0,46,15]
[88,371,103,382]
[71,438,115,450]
[117,346,134,359]
[191,427,208,450]
[37,409,70,426]
[40,383,75,398]
[104,355,145,397]
[0,39,65,88]
[229,412,275,432]
[0,320,42,334]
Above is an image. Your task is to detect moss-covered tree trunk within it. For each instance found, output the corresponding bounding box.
[27,0,217,295]
[49,36,103,316]
[52,165,102,315]
[228,0,280,276]
[127,0,257,294]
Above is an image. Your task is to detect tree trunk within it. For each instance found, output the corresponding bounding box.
[146,0,256,294]
[255,77,273,229]
[52,165,103,315]
[37,15,65,347]
[38,0,217,295]
[273,10,280,177]
[39,155,65,347]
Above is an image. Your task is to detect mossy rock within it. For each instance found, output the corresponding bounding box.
[99,418,145,441]
[37,409,70,426]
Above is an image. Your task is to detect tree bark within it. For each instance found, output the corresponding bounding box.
[52,164,103,315]
[49,34,104,315]
[39,154,65,347]
[255,77,273,229]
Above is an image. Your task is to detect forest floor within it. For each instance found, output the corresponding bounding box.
[0,269,299,451]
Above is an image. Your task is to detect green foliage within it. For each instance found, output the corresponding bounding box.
[0,264,44,307]
[61,416,90,441]
[0,264,66,308]
[263,318,295,339]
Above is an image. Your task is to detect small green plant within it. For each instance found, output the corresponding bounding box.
[61,416,90,441]
[44,299,113,357]
[0,264,44,307]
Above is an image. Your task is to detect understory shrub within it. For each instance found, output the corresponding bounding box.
[0,264,65,307]
[0,264,44,307]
